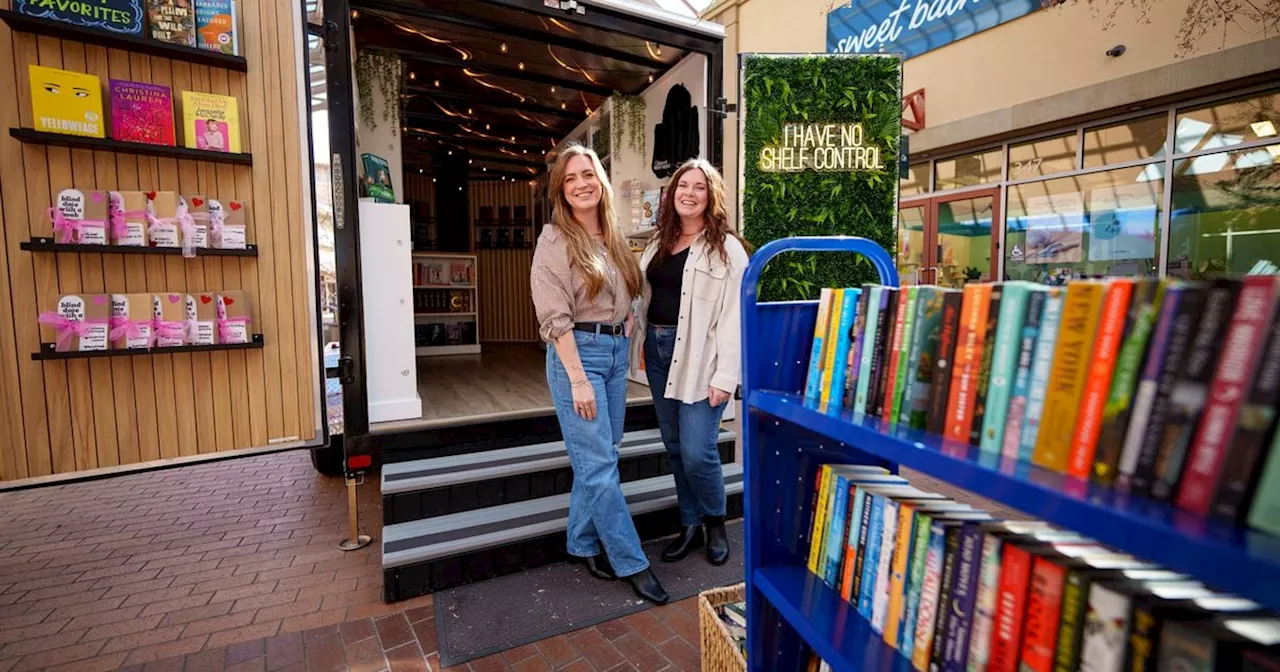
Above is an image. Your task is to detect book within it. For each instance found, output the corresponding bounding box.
[969,288,1003,446]
[967,531,1005,672]
[989,542,1034,672]
[1033,281,1106,473]
[807,465,833,574]
[843,288,872,410]
[15,0,144,34]
[1020,288,1065,460]
[901,511,936,656]
[941,524,984,672]
[944,284,993,445]
[1067,279,1135,478]
[29,65,105,139]
[871,497,902,632]
[858,494,889,618]
[1246,421,1280,537]
[362,153,396,203]
[927,525,964,672]
[180,91,241,153]
[1150,278,1241,501]
[195,0,237,54]
[148,0,196,46]
[804,288,835,408]
[1158,618,1280,671]
[1093,280,1164,485]
[1019,555,1068,672]
[903,288,948,428]
[824,288,860,415]
[1052,567,1093,672]
[870,289,898,416]
[854,287,886,414]
[1002,289,1047,460]
[884,288,914,420]
[109,79,175,146]
[851,484,880,600]
[884,501,919,646]
[818,288,848,412]
[912,522,956,672]
[823,471,853,586]
[1212,297,1280,521]
[840,486,871,601]
[927,291,964,435]
[1077,582,1131,672]
[980,282,1034,455]
[1179,276,1279,515]
[891,287,921,423]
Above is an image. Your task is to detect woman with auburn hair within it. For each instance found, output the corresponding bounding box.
[530,144,669,604]
[632,159,748,566]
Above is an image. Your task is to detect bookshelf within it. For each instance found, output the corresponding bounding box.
[740,236,1280,672]
[9,129,253,165]
[412,252,480,357]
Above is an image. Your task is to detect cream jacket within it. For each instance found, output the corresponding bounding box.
[631,233,749,404]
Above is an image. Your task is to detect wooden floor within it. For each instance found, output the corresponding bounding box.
[371,343,653,433]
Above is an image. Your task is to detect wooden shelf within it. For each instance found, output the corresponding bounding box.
[33,334,264,361]
[21,239,258,257]
[414,312,476,318]
[415,344,481,357]
[9,129,253,165]
[0,9,248,72]
[411,252,476,259]
[412,284,474,289]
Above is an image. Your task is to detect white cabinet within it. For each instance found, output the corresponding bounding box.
[358,202,422,423]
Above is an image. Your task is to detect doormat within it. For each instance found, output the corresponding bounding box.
[434,522,744,667]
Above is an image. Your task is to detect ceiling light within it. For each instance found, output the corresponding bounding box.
[418,167,423,173]
[1251,120,1277,138]
[408,72,416,81]
[469,159,473,164]
[483,167,487,171]
[523,149,527,154]
[350,9,358,19]
[551,86,557,93]
[433,80,440,87]
[448,150,453,155]
[458,186,463,191]
[486,124,490,130]
[561,102,566,109]
[500,43,509,53]
[648,74,654,84]
[433,178,437,183]
[518,62,526,71]
[510,136,515,142]
[468,108,473,114]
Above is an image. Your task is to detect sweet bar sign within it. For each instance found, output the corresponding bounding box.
[758,122,886,173]
[827,0,1038,59]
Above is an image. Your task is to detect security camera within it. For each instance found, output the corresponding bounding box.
[1106,45,1126,57]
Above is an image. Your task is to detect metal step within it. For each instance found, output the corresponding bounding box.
[381,427,737,524]
[382,465,745,602]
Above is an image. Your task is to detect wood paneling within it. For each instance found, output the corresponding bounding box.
[0,2,317,481]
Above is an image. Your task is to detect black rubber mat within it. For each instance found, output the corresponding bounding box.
[434,522,744,667]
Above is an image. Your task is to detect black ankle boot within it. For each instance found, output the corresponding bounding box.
[704,515,730,566]
[627,568,670,605]
[661,525,704,562]
[577,553,616,581]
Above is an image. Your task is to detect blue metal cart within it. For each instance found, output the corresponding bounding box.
[739,235,1280,671]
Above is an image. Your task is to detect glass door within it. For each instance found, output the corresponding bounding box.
[898,188,1000,288]
[897,201,930,285]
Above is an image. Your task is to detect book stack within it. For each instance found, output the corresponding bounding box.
[802,277,1280,535]
[802,464,1280,672]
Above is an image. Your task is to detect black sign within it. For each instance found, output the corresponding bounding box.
[651,84,700,179]
[16,0,145,35]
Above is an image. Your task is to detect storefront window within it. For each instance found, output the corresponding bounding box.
[937,195,994,286]
[1167,144,1280,279]
[935,148,1002,191]
[901,163,930,196]
[1175,90,1280,154]
[1083,115,1168,168]
[1004,165,1164,284]
[898,205,926,284]
[1009,133,1077,180]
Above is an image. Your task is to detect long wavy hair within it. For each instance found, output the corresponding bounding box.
[653,159,745,265]
[548,144,643,299]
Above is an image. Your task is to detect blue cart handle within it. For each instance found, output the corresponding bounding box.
[741,235,900,312]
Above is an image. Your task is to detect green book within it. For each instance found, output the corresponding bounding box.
[900,287,946,427]
[979,282,1035,455]
[889,286,919,423]
[854,286,885,414]
[1092,279,1164,485]
[1246,428,1280,537]
[899,510,934,656]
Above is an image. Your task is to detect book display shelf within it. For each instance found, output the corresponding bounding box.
[739,237,1280,672]
[412,252,480,357]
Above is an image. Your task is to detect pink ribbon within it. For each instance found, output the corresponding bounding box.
[152,318,188,346]
[48,207,82,244]
[109,316,150,345]
[39,312,107,351]
[217,316,251,343]
[205,209,227,247]
[178,205,198,258]
[146,202,189,248]
[110,207,147,242]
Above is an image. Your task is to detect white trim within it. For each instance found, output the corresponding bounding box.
[294,3,327,446]
[580,0,726,38]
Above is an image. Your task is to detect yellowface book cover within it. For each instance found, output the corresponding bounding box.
[180,91,241,153]
[29,65,105,138]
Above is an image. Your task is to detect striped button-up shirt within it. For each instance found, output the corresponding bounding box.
[531,224,632,342]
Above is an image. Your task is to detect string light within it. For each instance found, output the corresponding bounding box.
[648,74,654,83]
[464,69,527,102]
[518,62,526,71]
[350,9,358,19]
[408,72,416,81]
[500,43,509,53]
[433,79,440,87]
[560,102,566,109]
[551,86,557,93]
[547,46,597,83]
[394,22,471,60]
[485,124,490,130]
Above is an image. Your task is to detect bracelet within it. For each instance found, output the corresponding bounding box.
[571,379,590,388]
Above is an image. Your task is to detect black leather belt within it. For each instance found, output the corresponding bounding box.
[574,322,625,336]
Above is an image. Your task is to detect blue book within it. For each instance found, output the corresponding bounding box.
[826,288,861,416]
[857,494,887,617]
[842,486,870,597]
[853,287,886,414]
[941,524,985,672]
[823,474,851,586]
[870,498,901,633]
[1019,289,1065,461]
[978,282,1035,455]
[1000,289,1048,460]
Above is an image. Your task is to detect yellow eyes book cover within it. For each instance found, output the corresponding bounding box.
[29,65,105,139]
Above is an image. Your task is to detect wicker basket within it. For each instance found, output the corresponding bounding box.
[698,583,747,672]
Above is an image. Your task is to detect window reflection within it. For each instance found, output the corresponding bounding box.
[1009,133,1077,180]
[1083,115,1168,168]
[901,163,930,197]
[306,0,321,25]
[935,148,1002,190]
[1005,166,1163,283]
[898,206,926,284]
[1168,144,1280,278]
[1176,90,1280,155]
[937,196,993,286]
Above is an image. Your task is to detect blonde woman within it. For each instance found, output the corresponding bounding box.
[530,145,669,604]
[633,159,748,566]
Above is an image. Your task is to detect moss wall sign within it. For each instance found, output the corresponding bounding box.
[741,53,902,301]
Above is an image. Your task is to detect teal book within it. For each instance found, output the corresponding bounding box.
[890,287,920,423]
[823,473,852,586]
[854,287,886,414]
[1001,289,1049,460]
[901,287,948,427]
[857,494,887,618]
[1019,288,1065,461]
[899,510,934,655]
[826,288,862,416]
[978,282,1035,455]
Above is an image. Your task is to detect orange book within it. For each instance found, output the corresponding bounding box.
[1067,279,1134,478]
[944,284,993,443]
[839,486,862,601]
[883,501,917,646]
[1033,281,1106,472]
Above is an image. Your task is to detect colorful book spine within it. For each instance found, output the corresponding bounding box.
[1002,289,1047,460]
[871,498,902,632]
[1150,278,1241,501]
[903,288,946,427]
[1033,281,1106,473]
[989,542,1033,672]
[911,521,950,672]
[843,288,873,410]
[941,525,984,672]
[1212,299,1280,521]
[979,283,1033,455]
[1052,569,1090,672]
[901,511,935,656]
[854,287,886,414]
[1118,284,1188,486]
[883,288,914,419]
[1019,289,1065,460]
[1179,276,1279,515]
[871,289,899,416]
[840,487,870,600]
[1067,279,1135,478]
[884,502,918,646]
[1125,601,1159,672]
[969,289,1003,446]
[825,288,861,415]
[966,532,1004,672]
[945,284,993,444]
[804,288,834,408]
[851,484,879,600]
[1019,556,1067,672]
[1093,280,1164,485]
[927,292,964,435]
[1078,582,1131,672]
[891,287,921,423]
[806,465,833,574]
[823,474,852,586]
[818,289,847,412]
[857,494,887,617]
[928,527,963,672]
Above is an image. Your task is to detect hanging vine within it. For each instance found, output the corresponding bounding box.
[609,93,646,157]
[355,49,406,136]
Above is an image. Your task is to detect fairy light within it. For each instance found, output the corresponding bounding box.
[428,99,474,119]
[645,41,662,59]
[464,69,527,102]
[551,86,557,93]
[648,74,654,84]
[547,46,597,83]
[518,62,526,71]
[500,43,509,53]
[433,79,440,87]
[395,22,471,60]
[408,72,416,81]
[516,111,551,129]
[350,9,358,19]
[560,102,566,109]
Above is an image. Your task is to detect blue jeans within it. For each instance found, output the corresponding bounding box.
[547,330,649,577]
[644,324,727,526]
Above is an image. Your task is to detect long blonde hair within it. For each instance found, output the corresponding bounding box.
[548,144,643,299]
